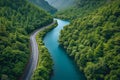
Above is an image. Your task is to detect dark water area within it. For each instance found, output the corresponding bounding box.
[43,19,86,80]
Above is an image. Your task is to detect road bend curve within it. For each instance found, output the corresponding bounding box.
[21,21,55,80]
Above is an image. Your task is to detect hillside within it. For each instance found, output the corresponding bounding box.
[29,0,57,14]
[46,0,75,10]
[59,0,120,80]
[55,0,107,20]
[0,0,53,80]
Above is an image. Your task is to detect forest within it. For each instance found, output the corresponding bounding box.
[55,0,108,20]
[0,0,53,79]
[29,0,57,14]
[0,0,120,80]
[59,0,120,79]
[46,0,74,10]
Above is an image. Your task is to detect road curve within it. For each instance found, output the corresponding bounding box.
[21,21,55,80]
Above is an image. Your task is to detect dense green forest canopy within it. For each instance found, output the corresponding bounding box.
[0,0,120,80]
[0,0,53,80]
[59,0,120,80]
[29,0,57,14]
[55,0,108,20]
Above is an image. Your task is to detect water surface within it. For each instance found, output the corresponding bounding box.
[43,19,85,80]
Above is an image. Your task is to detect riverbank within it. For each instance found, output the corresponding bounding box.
[32,20,58,80]
[21,20,57,80]
[43,19,86,80]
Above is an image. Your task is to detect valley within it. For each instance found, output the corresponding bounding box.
[0,0,120,80]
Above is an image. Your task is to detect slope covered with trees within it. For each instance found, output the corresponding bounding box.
[29,0,57,14]
[59,0,120,80]
[46,0,75,10]
[55,0,108,20]
[0,0,53,80]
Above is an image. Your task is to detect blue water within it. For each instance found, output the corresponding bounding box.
[43,19,85,80]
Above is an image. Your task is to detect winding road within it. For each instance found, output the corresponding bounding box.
[21,21,55,80]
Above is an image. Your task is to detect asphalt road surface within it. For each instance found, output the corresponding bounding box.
[21,21,55,80]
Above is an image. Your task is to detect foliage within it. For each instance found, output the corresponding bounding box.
[55,0,107,20]
[32,21,58,80]
[29,0,57,14]
[59,0,120,80]
[46,0,75,10]
[0,0,53,80]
